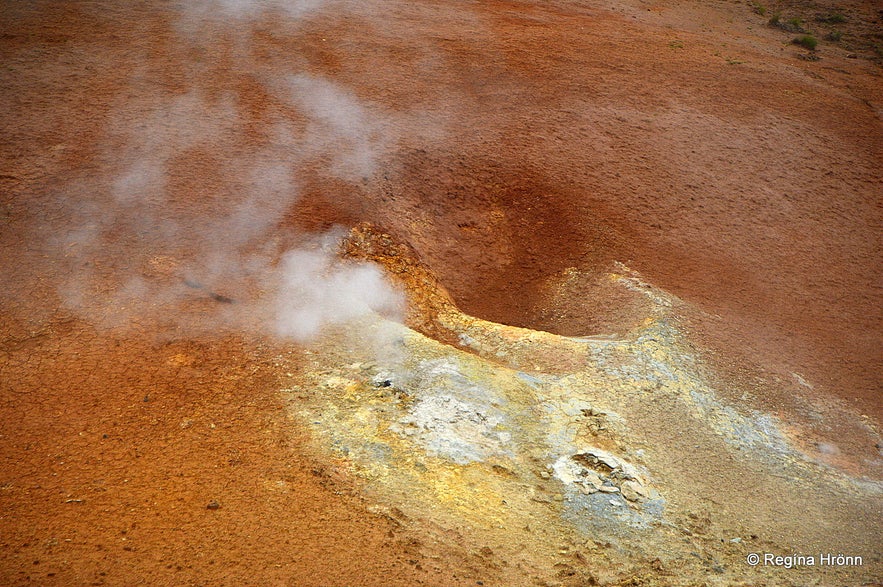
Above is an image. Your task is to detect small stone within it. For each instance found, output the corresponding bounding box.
[620,480,649,502]
[206,500,220,510]
[371,373,394,387]
[598,485,619,493]
[553,494,564,502]
[583,471,604,490]
[539,471,550,479]
[621,485,640,502]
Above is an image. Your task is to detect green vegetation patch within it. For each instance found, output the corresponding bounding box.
[792,35,818,51]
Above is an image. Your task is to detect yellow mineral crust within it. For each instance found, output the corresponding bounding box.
[280,224,883,586]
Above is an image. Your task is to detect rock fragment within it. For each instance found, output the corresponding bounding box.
[620,480,649,502]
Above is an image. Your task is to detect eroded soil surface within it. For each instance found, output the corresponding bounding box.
[1,0,881,585]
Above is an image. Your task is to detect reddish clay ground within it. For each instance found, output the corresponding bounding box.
[1,0,881,585]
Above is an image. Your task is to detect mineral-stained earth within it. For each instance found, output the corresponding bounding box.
[1,1,881,585]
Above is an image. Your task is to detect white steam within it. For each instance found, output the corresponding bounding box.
[281,74,386,180]
[178,0,336,22]
[275,247,404,342]
[49,0,434,345]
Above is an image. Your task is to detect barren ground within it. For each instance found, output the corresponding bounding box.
[1,0,881,585]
